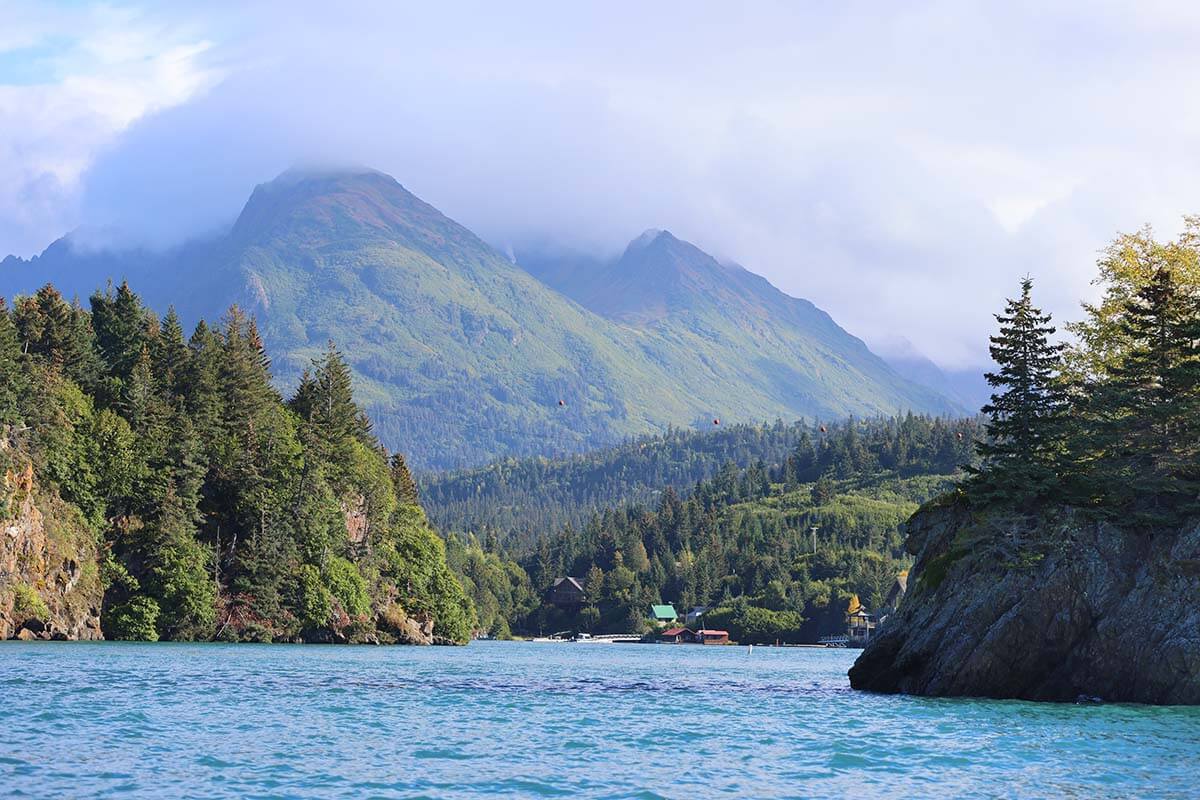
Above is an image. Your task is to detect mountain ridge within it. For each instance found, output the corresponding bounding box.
[2,168,960,469]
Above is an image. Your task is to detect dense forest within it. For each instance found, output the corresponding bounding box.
[440,415,980,642]
[422,421,812,547]
[0,281,473,643]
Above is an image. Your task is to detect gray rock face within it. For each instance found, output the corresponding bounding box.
[849,494,1200,704]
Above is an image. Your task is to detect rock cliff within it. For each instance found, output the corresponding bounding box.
[1,464,103,641]
[848,493,1200,704]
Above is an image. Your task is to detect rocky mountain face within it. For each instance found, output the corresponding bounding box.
[849,495,1200,704]
[2,169,958,470]
[1,462,103,641]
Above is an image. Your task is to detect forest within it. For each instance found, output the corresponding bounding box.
[441,219,1200,644]
[0,281,473,644]
[439,415,980,642]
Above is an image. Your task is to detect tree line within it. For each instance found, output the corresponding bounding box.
[441,414,980,641]
[0,281,472,643]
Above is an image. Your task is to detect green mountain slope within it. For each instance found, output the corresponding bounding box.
[521,229,960,422]
[2,169,957,469]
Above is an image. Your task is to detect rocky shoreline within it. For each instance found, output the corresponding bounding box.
[849,493,1200,704]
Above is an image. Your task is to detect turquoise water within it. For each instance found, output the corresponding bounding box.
[2,642,1198,799]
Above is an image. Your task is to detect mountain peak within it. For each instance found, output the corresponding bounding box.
[227,167,490,261]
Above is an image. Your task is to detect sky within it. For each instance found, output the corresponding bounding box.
[2,1,1200,370]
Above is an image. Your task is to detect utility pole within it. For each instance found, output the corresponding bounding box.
[810,525,819,555]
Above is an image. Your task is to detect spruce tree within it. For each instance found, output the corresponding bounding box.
[0,299,28,425]
[390,452,420,506]
[154,307,190,400]
[1086,267,1200,518]
[91,281,149,402]
[14,286,102,391]
[971,277,1066,507]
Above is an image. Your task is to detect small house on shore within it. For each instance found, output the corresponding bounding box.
[659,627,698,644]
[651,604,678,623]
[685,606,708,625]
[696,629,730,645]
[547,577,586,608]
[846,595,876,647]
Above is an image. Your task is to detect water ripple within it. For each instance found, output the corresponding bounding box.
[1,641,1198,798]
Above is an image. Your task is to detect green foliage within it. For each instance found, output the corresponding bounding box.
[0,298,28,425]
[106,596,161,641]
[0,171,958,471]
[425,415,978,550]
[1,281,473,645]
[324,556,371,618]
[141,491,216,640]
[968,278,1066,508]
[12,584,50,622]
[293,564,333,631]
[969,223,1200,527]
[461,415,968,639]
[704,601,804,644]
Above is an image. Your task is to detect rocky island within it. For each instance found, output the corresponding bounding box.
[852,225,1200,705]
[848,493,1200,704]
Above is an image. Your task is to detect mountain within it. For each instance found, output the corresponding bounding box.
[2,168,958,469]
[519,229,962,420]
[877,337,990,413]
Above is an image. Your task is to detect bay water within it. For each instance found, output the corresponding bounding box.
[2,641,1197,798]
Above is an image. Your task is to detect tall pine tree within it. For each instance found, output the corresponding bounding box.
[970,277,1066,507]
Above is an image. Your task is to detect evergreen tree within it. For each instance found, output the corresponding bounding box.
[154,307,191,400]
[0,299,28,425]
[1085,267,1200,517]
[391,452,420,506]
[970,277,1066,507]
[13,286,101,391]
[91,281,150,404]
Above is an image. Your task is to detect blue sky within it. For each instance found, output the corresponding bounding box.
[2,1,1199,369]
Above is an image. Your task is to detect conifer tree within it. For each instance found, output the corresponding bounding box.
[0,299,28,425]
[1085,267,1200,516]
[14,286,101,391]
[154,307,190,400]
[185,320,224,448]
[91,281,149,403]
[971,277,1066,506]
[390,452,420,506]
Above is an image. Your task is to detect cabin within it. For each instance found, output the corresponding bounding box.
[696,629,730,645]
[685,606,709,625]
[659,627,697,644]
[546,577,586,608]
[845,594,876,647]
[650,604,678,623]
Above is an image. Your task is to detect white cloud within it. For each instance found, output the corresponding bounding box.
[0,3,218,254]
[4,1,1200,371]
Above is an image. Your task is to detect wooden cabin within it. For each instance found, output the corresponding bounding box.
[659,627,698,644]
[546,577,586,608]
[696,629,730,645]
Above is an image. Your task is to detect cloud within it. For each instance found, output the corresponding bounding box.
[4,1,1200,369]
[0,2,219,255]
